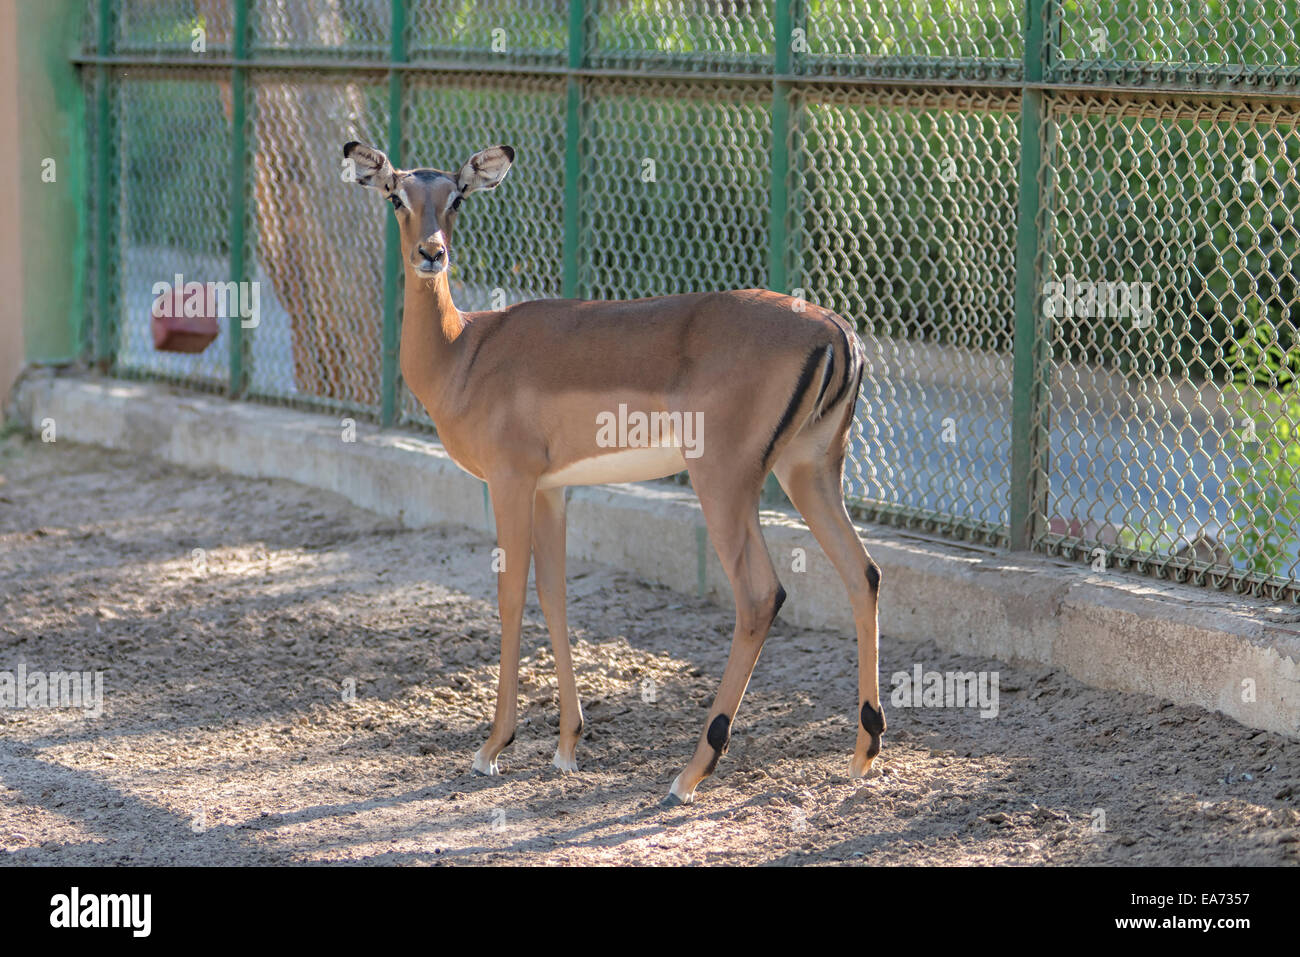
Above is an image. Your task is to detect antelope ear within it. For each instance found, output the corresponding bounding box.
[343,141,398,194]
[456,145,514,196]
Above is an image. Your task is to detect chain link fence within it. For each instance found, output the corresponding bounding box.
[74,0,1300,600]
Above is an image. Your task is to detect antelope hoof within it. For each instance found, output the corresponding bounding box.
[849,753,880,779]
[471,748,499,776]
[662,774,696,807]
[552,750,579,773]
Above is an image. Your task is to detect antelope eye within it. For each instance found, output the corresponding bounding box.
[450,195,463,212]
[389,194,404,211]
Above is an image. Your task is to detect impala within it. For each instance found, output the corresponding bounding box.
[343,141,885,804]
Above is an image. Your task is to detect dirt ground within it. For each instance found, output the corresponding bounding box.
[0,432,1297,866]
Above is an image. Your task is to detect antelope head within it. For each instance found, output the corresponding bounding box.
[342,141,515,281]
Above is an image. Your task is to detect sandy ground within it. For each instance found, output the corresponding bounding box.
[0,432,1297,866]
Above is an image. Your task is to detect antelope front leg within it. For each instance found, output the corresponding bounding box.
[533,486,584,772]
[472,476,536,776]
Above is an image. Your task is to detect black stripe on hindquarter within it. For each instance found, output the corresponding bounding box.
[812,343,836,415]
[760,346,828,470]
[834,360,865,439]
[820,321,859,416]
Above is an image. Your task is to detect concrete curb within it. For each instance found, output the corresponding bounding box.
[12,372,1300,740]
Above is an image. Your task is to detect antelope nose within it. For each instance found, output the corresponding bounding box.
[416,242,446,267]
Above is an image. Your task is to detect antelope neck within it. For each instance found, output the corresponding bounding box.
[399,266,465,412]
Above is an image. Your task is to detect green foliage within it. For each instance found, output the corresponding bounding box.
[578,89,771,297]
[1227,300,1300,388]
[1049,114,1300,381]
[408,0,566,57]
[593,0,771,64]
[792,97,1019,350]
[1116,519,1181,556]
[121,80,229,257]
[1228,303,1300,576]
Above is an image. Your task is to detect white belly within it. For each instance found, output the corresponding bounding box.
[538,445,688,489]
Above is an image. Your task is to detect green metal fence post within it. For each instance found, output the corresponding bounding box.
[93,0,115,368]
[227,0,250,398]
[380,0,407,427]
[767,0,794,294]
[561,0,586,299]
[1008,0,1050,550]
[764,0,802,504]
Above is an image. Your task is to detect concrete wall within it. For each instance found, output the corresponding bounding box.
[15,373,1300,741]
[0,0,26,402]
[0,0,87,405]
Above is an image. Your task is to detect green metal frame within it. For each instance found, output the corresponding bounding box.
[380,0,407,426]
[71,0,1300,602]
[227,0,250,398]
[762,0,803,506]
[561,0,586,300]
[766,0,794,296]
[1007,0,1048,550]
[92,0,115,368]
